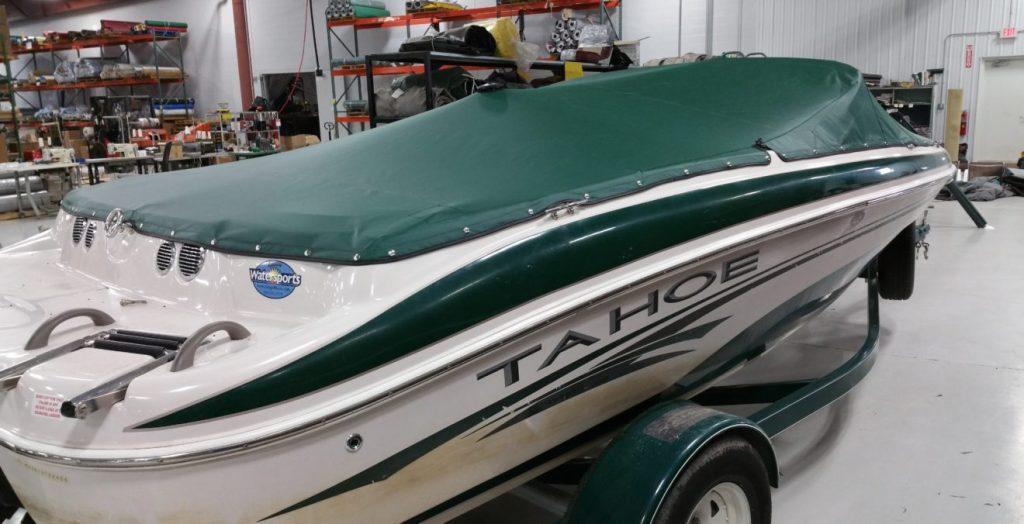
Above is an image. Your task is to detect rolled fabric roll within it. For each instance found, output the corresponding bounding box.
[0,176,44,196]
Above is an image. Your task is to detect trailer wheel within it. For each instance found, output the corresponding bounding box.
[654,436,770,524]
[878,224,915,300]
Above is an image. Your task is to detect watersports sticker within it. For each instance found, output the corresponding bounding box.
[32,393,62,419]
[249,260,303,299]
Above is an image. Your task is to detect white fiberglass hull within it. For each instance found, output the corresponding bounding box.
[0,148,951,523]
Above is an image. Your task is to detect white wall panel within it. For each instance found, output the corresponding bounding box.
[741,0,1024,158]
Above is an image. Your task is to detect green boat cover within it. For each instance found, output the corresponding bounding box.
[61,58,932,264]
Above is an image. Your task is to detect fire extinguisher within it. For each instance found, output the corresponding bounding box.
[960,110,968,137]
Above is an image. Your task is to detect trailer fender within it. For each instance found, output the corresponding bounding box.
[564,400,777,524]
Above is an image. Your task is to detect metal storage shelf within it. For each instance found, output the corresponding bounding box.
[336,114,369,123]
[15,77,184,92]
[332,64,494,77]
[1,6,21,160]
[11,33,190,126]
[11,34,179,55]
[364,51,622,128]
[10,119,94,129]
[326,0,622,137]
[869,85,935,137]
[869,86,933,104]
[327,0,620,29]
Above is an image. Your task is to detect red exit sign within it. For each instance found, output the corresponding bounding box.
[1001,27,1018,39]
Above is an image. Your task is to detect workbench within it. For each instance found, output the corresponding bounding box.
[3,162,83,217]
[84,157,159,185]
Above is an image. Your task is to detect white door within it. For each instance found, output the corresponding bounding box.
[974,57,1024,163]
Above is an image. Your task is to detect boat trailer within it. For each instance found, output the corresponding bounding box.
[553,266,884,522]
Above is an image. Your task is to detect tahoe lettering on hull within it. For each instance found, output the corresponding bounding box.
[477,251,759,388]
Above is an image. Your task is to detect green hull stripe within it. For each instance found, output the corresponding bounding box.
[413,258,865,523]
[261,197,926,520]
[141,152,946,429]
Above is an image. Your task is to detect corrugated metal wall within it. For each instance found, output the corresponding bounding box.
[740,0,1024,156]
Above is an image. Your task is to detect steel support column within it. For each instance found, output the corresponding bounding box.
[232,0,254,109]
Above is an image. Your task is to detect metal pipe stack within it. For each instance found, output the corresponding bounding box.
[406,1,464,14]
[326,0,388,20]
[547,17,582,54]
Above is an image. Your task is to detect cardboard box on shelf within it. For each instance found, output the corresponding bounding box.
[60,129,84,145]
[18,127,39,145]
[280,134,320,151]
[165,141,184,161]
[212,154,235,164]
[968,162,1007,179]
[66,138,90,160]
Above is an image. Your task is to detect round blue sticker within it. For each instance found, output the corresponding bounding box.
[249,260,303,299]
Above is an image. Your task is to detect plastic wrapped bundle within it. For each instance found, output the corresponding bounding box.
[375,67,474,118]
[100,63,143,80]
[578,23,612,47]
[58,106,94,120]
[136,66,184,80]
[153,98,195,116]
[342,100,368,114]
[75,58,111,80]
[547,17,611,57]
[54,62,76,84]
[574,23,614,64]
[399,25,497,55]
[33,106,58,120]
[485,18,540,80]
[331,56,367,68]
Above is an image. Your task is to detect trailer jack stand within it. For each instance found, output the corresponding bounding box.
[944,181,988,229]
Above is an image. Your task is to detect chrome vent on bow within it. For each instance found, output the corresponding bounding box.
[156,242,176,274]
[178,243,205,280]
[83,223,97,249]
[71,217,86,244]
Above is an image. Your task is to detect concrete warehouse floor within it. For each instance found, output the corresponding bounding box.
[1,199,1021,523]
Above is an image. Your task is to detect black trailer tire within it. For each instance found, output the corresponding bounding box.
[654,436,771,524]
[878,224,916,300]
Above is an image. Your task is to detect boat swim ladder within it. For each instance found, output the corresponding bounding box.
[0,308,251,419]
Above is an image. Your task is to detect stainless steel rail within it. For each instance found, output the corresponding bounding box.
[62,322,251,418]
[0,335,104,390]
[61,356,175,419]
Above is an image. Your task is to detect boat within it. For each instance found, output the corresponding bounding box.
[0,57,952,523]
